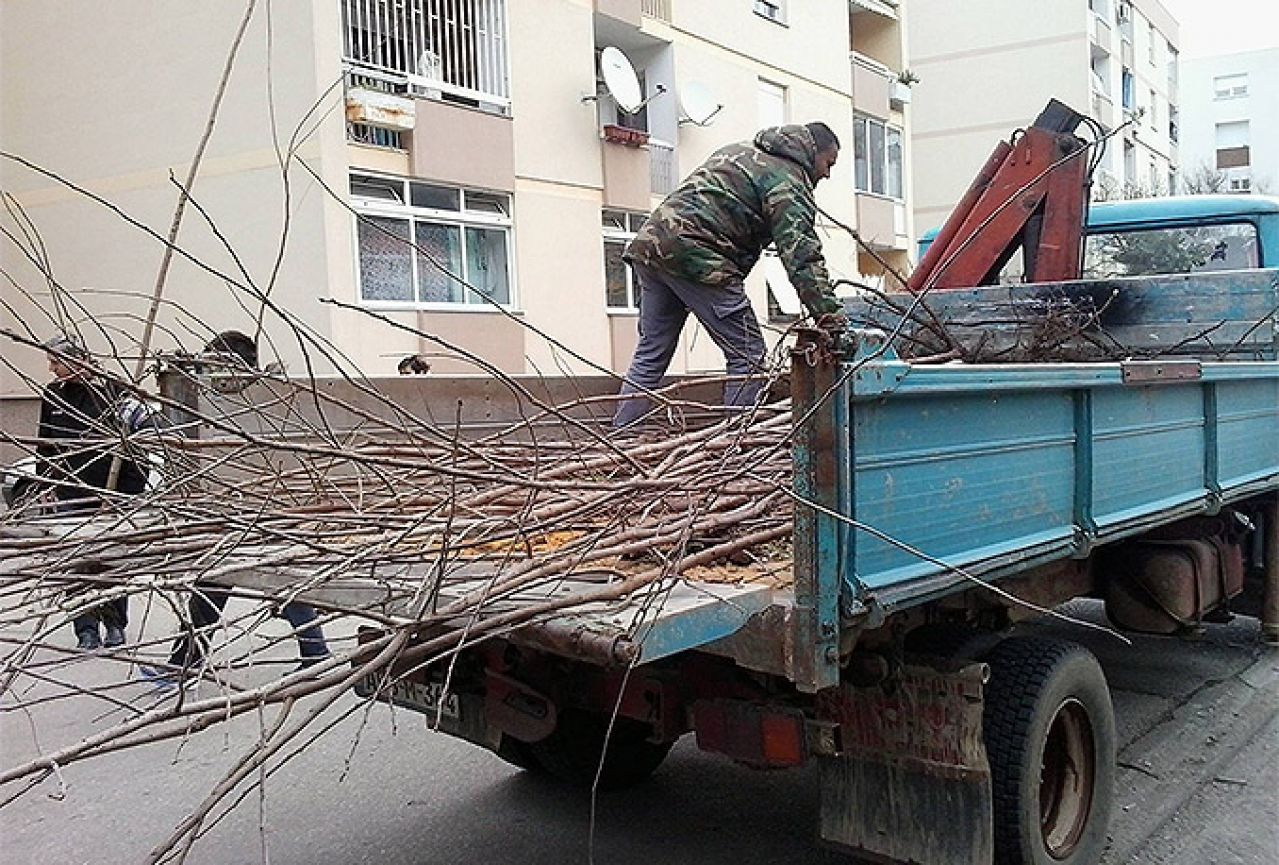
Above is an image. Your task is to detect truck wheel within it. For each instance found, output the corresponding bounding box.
[983,637,1116,865]
[527,709,673,791]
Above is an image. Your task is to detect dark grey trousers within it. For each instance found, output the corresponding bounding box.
[613,262,766,427]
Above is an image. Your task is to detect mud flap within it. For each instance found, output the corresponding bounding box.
[818,662,993,865]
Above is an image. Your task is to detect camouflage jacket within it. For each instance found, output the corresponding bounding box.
[624,125,840,316]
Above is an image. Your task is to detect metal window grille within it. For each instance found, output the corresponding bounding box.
[640,0,671,21]
[347,122,406,150]
[649,138,676,196]
[342,0,510,111]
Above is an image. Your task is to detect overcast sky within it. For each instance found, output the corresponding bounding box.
[1158,0,1279,57]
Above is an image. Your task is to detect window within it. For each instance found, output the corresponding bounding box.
[1216,121,1250,169]
[853,114,903,200]
[763,252,803,321]
[1147,22,1157,64]
[1169,105,1180,144]
[351,174,513,307]
[603,210,647,310]
[758,79,787,127]
[1148,89,1157,129]
[753,0,786,24]
[1121,67,1134,110]
[341,0,510,112]
[1084,223,1259,278]
[1230,175,1252,193]
[1213,73,1248,100]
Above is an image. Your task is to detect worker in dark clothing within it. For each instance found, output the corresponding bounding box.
[35,336,148,650]
[613,122,844,427]
[139,589,331,689]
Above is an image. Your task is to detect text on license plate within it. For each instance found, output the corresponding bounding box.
[362,675,460,720]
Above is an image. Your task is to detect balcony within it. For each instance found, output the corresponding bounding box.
[1091,90,1114,119]
[601,135,651,211]
[595,0,640,26]
[341,0,511,115]
[1090,12,1113,55]
[851,52,894,117]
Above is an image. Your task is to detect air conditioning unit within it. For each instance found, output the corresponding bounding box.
[345,88,416,132]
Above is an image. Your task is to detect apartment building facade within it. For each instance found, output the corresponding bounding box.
[0,0,912,395]
[1177,48,1279,195]
[907,0,1179,233]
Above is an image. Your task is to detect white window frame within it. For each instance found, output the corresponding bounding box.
[351,173,515,310]
[758,78,788,128]
[1213,73,1248,100]
[752,0,787,25]
[603,210,646,311]
[763,251,803,319]
[853,113,904,201]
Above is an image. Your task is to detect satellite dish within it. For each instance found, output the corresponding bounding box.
[679,81,722,126]
[599,46,643,114]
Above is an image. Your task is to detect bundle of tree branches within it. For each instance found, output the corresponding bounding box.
[0,358,802,860]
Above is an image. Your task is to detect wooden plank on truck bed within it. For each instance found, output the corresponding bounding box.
[845,268,1279,362]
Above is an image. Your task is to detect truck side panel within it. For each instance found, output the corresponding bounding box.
[801,351,1279,630]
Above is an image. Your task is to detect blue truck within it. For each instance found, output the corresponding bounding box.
[335,195,1279,865]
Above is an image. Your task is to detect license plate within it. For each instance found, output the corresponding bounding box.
[359,674,460,721]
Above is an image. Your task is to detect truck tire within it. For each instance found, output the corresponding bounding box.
[527,709,673,791]
[983,637,1116,865]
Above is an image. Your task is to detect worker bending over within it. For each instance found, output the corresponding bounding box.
[613,122,843,427]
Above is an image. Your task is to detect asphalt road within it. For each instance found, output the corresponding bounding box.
[1,600,1275,865]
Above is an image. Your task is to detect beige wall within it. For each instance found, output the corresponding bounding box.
[909,0,1180,228]
[509,0,603,190]
[670,3,853,94]
[0,0,351,396]
[514,184,616,377]
[909,0,1093,229]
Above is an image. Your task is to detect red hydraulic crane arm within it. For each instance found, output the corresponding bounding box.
[907,100,1092,293]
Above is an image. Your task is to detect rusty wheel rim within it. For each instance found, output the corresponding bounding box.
[1040,698,1095,858]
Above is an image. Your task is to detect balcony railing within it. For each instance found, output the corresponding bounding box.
[641,0,671,21]
[649,138,676,196]
[342,0,510,111]
[1090,12,1112,54]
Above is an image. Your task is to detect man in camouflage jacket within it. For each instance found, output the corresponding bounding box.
[614,122,841,427]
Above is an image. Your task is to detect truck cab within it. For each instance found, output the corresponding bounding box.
[917,194,1279,281]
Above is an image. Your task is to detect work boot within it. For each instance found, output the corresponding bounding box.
[137,665,198,692]
[75,630,102,651]
[103,625,126,648]
[294,653,332,674]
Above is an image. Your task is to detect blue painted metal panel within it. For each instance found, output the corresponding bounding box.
[850,390,1077,589]
[1216,378,1279,489]
[825,356,1279,612]
[1091,385,1207,527]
